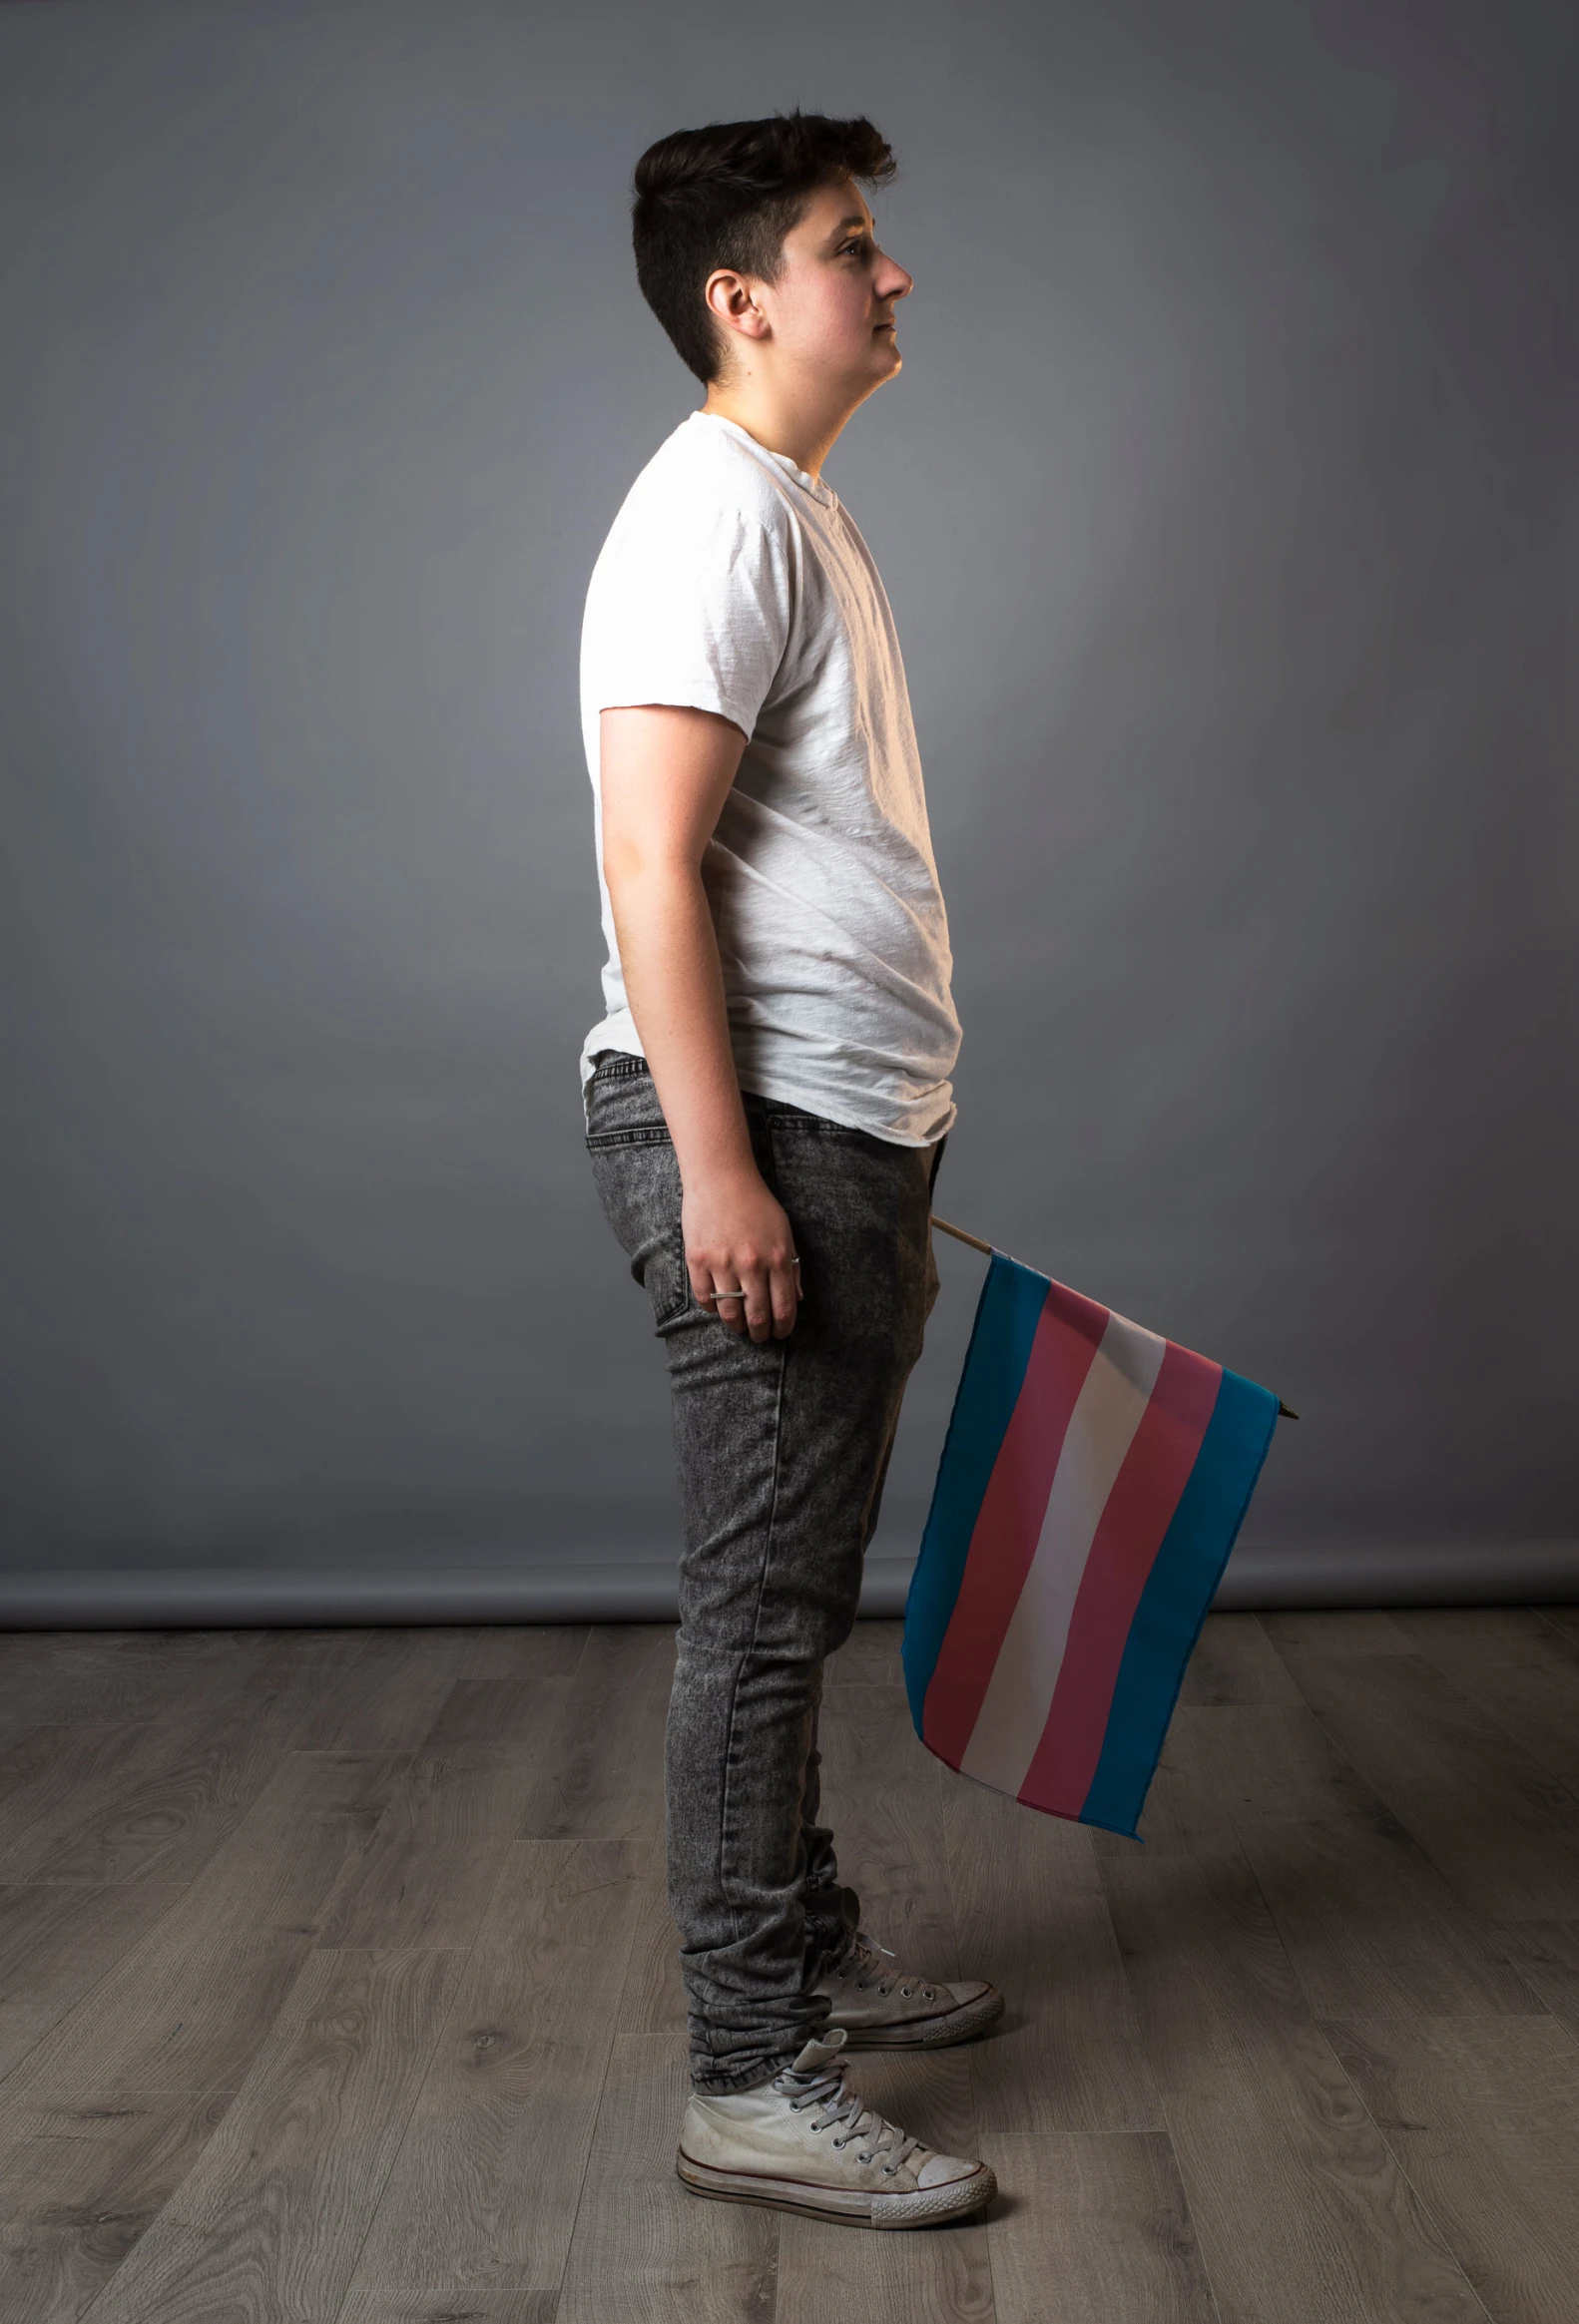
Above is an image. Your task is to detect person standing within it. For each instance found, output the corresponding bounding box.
[579,111,1001,2229]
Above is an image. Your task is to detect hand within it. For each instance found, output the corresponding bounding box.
[683,1168,803,1343]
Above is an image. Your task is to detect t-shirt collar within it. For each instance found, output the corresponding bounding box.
[691,410,838,508]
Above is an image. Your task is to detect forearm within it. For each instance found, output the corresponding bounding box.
[597,701,798,1341]
[606,859,757,1191]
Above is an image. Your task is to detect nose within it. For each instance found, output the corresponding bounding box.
[875,248,913,302]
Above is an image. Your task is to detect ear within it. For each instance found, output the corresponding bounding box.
[703,267,771,345]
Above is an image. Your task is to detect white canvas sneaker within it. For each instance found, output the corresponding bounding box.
[677,2028,996,2228]
[825,1930,1005,2050]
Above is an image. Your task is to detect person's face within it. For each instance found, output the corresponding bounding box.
[712,178,914,399]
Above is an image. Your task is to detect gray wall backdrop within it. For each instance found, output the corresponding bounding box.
[2,0,1575,1616]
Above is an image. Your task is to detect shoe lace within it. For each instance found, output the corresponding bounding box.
[840,1930,937,2004]
[780,2057,922,2174]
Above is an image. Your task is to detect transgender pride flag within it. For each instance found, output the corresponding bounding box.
[903,1248,1284,1839]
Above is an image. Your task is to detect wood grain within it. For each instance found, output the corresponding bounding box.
[456,1625,590,1683]
[1158,1702,1385,1831]
[0,2086,232,2322]
[419,1675,575,1749]
[1327,2013,1579,2324]
[0,1725,153,1875]
[3,1716,236,1890]
[1279,1647,1579,1918]
[946,1779,1163,2135]
[336,2288,560,2323]
[987,2130,1218,2324]
[105,1627,294,1695]
[317,1696,571,1952]
[1259,1611,1420,1657]
[4,1633,368,1892]
[1392,1608,1579,1789]
[80,1946,461,2324]
[516,1627,673,1842]
[104,1629,343,1733]
[1490,1917,1579,2041]
[345,1839,650,2298]
[0,1633,262,1735]
[615,1855,688,2038]
[1101,1847,1486,2322]
[1101,1845,1316,2081]
[1398,1608,1571,1660]
[0,1877,188,2087]
[1179,1614,1306,1706]
[557,2034,777,2324]
[816,1683,958,1978]
[12,1749,407,2097]
[1238,1807,1545,2019]
[824,1619,906,1689]
[293,1629,473,1751]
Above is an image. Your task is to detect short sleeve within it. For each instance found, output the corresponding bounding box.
[581,476,795,741]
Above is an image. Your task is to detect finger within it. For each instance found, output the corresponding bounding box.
[770,1254,798,1338]
[709,1284,747,1335]
[740,1259,773,1343]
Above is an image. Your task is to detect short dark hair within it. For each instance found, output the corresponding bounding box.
[632,112,897,383]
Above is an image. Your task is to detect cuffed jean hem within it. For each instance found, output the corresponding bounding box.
[690,2050,806,2097]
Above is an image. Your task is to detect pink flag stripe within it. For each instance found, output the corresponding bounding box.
[1017,1339,1223,1817]
[959,1309,1166,1791]
[922,1279,1109,1766]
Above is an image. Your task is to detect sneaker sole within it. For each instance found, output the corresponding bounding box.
[677,2148,996,2228]
[834,1985,1005,2051]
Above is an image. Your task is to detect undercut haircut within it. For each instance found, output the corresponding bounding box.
[632,111,897,384]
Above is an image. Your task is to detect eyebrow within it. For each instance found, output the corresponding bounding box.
[831,214,871,235]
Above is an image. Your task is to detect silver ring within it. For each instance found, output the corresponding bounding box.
[703,1257,801,1305]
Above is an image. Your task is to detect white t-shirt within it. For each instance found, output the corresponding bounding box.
[578,411,961,1148]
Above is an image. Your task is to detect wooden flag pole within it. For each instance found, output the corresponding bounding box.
[929,1211,994,1257]
[929,1212,1300,1419]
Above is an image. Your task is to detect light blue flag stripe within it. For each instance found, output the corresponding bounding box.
[901,1253,1048,1732]
[1079,1365,1280,1836]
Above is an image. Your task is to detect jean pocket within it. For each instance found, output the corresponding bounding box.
[587,1132,688,1330]
[584,1065,673,1150]
[585,1123,674,1150]
[642,1219,692,1329]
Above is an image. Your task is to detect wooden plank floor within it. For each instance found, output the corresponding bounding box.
[1,1609,1577,2321]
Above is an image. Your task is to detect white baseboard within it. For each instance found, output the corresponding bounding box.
[0,1541,1574,1628]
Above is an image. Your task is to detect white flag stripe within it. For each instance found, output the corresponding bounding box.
[959,1308,1168,1794]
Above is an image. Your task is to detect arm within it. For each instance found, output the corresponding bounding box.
[599,703,801,1343]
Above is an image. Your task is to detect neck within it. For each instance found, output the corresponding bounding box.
[700,372,858,482]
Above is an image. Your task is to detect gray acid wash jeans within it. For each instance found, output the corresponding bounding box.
[584,1051,945,2093]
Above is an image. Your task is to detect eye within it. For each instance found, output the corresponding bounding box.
[838,236,869,258]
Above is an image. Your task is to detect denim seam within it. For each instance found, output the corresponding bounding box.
[715,1327,789,1970]
[714,1114,792,1990]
